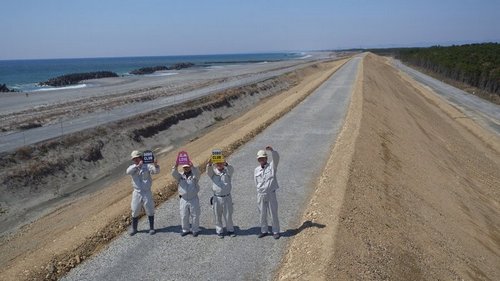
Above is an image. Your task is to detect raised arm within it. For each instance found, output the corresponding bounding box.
[171,165,181,181]
[149,163,160,175]
[126,164,139,175]
[226,164,234,177]
[270,150,279,170]
[192,165,201,182]
[206,163,215,178]
[254,169,259,187]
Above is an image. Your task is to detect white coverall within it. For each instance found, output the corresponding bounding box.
[207,163,235,234]
[172,166,201,233]
[254,150,280,234]
[126,163,160,218]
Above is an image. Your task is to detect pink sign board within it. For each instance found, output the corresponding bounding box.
[176,151,191,166]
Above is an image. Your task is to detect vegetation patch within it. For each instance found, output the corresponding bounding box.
[369,43,500,103]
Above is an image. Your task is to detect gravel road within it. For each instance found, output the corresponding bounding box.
[392,59,500,134]
[62,57,361,281]
[0,58,325,153]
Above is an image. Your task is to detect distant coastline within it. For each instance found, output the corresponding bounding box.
[0,52,305,92]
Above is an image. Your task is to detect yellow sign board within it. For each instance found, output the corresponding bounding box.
[211,149,225,164]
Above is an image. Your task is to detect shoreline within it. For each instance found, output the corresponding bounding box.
[0,55,337,152]
[0,52,318,92]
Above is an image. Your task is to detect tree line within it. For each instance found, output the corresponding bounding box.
[370,43,500,97]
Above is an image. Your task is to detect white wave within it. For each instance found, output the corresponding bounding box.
[299,54,312,59]
[146,72,179,77]
[206,65,225,70]
[30,84,87,92]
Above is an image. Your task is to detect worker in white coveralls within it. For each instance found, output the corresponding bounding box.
[171,161,201,237]
[207,160,236,239]
[126,150,160,236]
[254,146,280,239]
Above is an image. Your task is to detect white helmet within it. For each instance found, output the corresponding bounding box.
[130,150,142,159]
[256,150,268,159]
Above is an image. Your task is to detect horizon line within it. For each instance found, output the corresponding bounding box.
[0,50,307,62]
[2,40,499,61]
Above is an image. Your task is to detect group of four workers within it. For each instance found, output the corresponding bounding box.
[125,146,281,240]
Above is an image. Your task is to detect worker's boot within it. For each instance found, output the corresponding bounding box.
[129,217,138,236]
[148,216,155,235]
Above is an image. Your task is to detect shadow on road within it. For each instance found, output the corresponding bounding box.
[234,220,326,237]
[153,220,325,238]
[155,225,215,235]
[155,225,183,234]
[281,220,326,237]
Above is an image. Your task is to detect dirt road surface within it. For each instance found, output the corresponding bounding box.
[277,53,500,280]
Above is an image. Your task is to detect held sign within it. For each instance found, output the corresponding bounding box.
[176,151,191,166]
[211,149,225,164]
[143,150,155,164]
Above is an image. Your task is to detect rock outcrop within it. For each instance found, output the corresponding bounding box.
[129,66,168,75]
[0,84,15,92]
[130,62,195,75]
[168,62,194,70]
[39,71,119,87]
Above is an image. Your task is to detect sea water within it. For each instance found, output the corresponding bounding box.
[0,53,305,92]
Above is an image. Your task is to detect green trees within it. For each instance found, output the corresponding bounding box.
[379,43,500,97]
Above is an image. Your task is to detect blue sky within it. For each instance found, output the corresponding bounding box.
[1,0,499,59]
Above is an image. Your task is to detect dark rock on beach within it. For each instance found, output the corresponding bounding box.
[168,62,195,70]
[130,62,195,75]
[130,66,169,75]
[39,71,119,87]
[0,84,16,92]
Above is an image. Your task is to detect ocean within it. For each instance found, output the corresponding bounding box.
[0,52,305,92]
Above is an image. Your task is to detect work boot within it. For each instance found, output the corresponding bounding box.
[258,232,268,238]
[148,216,155,235]
[129,217,138,236]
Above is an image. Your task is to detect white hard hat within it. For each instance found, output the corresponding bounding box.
[256,150,268,159]
[130,150,142,159]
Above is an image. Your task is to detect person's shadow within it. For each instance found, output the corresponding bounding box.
[155,225,216,236]
[154,221,325,237]
[155,225,183,234]
[281,220,325,237]
[234,220,325,237]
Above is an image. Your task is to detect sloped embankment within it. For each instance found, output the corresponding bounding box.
[277,53,500,280]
